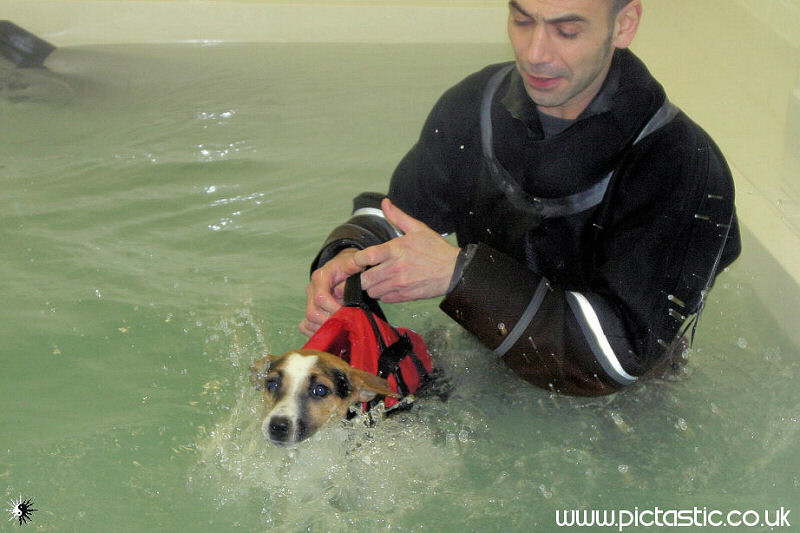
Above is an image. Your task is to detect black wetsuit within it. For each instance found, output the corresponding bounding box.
[312,49,741,396]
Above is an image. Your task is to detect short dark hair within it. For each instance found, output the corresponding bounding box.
[611,0,631,15]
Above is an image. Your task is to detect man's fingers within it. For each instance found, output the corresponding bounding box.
[301,248,364,336]
[364,282,418,304]
[353,243,393,269]
[299,318,320,337]
[332,280,346,300]
[311,290,340,315]
[304,277,340,335]
[306,276,340,315]
[359,259,394,293]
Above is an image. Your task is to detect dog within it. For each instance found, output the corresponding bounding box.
[250,349,398,447]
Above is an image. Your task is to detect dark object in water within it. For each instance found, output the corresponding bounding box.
[0,21,56,68]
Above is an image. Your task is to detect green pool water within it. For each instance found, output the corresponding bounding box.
[1,43,798,532]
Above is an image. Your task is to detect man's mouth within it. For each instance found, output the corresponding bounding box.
[524,72,563,90]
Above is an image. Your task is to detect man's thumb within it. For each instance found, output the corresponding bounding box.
[381,197,424,234]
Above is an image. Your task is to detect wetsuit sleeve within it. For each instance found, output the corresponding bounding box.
[440,128,740,396]
[310,192,401,272]
[441,243,641,395]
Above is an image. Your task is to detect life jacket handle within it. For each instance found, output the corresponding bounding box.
[343,274,388,322]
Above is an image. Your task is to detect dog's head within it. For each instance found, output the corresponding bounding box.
[250,349,397,446]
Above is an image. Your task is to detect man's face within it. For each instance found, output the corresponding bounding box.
[507,0,622,119]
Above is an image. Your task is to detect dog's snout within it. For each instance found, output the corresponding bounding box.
[268,416,292,441]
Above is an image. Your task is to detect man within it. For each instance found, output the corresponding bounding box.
[300,0,741,396]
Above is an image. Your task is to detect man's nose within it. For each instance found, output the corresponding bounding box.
[525,26,555,66]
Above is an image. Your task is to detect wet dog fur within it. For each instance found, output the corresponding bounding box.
[250,349,397,446]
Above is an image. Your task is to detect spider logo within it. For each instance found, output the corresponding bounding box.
[6,496,37,526]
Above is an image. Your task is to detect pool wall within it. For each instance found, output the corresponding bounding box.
[0,0,509,45]
[3,0,799,343]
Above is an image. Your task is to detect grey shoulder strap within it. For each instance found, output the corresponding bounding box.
[633,99,680,144]
[479,65,681,219]
[480,64,516,163]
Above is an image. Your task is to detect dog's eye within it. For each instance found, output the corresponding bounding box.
[310,383,330,398]
[265,378,280,393]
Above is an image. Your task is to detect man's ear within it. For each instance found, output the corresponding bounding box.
[250,354,279,390]
[612,0,642,49]
[349,368,399,403]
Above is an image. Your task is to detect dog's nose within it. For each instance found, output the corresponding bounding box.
[268,416,292,441]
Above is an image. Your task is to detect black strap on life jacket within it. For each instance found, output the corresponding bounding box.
[343,276,430,405]
[343,272,388,321]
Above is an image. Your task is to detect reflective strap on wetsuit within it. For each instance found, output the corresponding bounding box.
[565,292,638,385]
[352,207,403,238]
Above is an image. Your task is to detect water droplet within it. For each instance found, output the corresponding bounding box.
[667,294,686,307]
[610,411,633,433]
[764,346,782,362]
[737,337,748,349]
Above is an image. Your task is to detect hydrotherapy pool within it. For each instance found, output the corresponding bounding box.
[1,39,798,531]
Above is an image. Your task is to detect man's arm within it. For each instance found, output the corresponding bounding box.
[353,198,460,303]
[300,195,459,335]
[301,81,470,335]
[300,193,399,336]
[438,130,740,395]
[440,242,644,395]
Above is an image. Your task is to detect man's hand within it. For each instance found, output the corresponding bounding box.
[354,198,459,303]
[299,247,361,336]
[300,198,459,336]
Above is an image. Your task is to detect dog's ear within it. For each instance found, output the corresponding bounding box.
[349,368,399,402]
[250,354,278,390]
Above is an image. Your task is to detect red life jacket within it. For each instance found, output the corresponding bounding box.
[302,279,433,411]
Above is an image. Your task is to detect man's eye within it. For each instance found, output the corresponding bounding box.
[512,18,532,27]
[310,384,330,398]
[266,379,279,392]
[557,25,580,39]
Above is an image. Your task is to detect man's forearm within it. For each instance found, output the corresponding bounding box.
[441,243,644,396]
